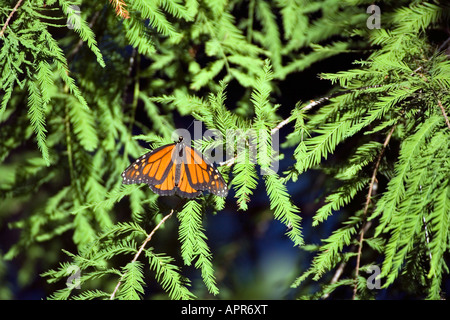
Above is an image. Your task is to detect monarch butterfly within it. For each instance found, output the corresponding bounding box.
[122,136,228,198]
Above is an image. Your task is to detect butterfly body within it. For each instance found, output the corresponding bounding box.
[122,137,228,198]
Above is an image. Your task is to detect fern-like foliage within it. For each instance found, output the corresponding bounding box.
[178,200,219,295]
[291,1,450,299]
[42,218,196,300]
[1,0,449,300]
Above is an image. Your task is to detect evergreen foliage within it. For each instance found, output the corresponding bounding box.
[1,0,449,300]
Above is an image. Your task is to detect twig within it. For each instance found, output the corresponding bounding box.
[110,210,174,300]
[411,58,450,132]
[352,125,396,299]
[270,91,353,135]
[0,0,24,38]
[271,115,292,135]
[218,85,383,168]
[437,36,450,53]
[437,100,450,131]
[67,10,101,60]
[321,221,372,299]
[218,97,330,167]
[422,217,433,262]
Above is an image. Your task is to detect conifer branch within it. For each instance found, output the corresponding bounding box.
[437,99,450,131]
[422,216,433,262]
[109,0,130,19]
[219,97,330,168]
[321,222,372,299]
[410,52,450,132]
[352,125,396,299]
[0,0,23,38]
[67,10,101,61]
[4,0,449,301]
[110,210,174,300]
[221,85,382,168]
[129,54,141,133]
[64,104,78,195]
[204,18,231,76]
[270,91,351,135]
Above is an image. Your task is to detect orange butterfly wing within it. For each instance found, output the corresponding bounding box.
[122,138,228,198]
[122,143,178,196]
[182,145,228,197]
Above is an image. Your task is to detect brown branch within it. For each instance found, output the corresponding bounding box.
[437,35,450,53]
[437,99,450,131]
[218,98,329,167]
[411,60,450,132]
[352,125,396,299]
[0,0,24,38]
[67,10,101,61]
[321,221,372,299]
[110,210,174,300]
[269,92,349,136]
[218,85,383,168]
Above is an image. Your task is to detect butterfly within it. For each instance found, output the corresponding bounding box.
[122,136,228,198]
